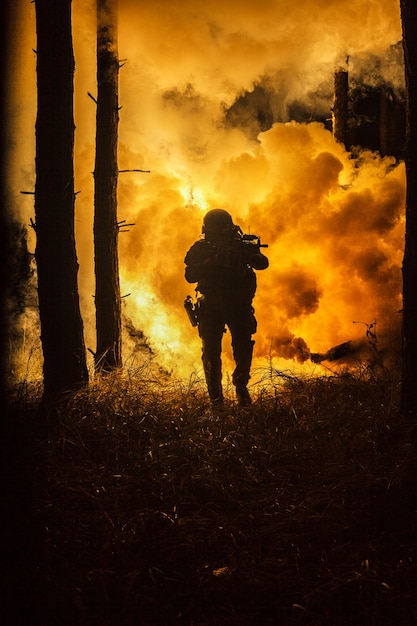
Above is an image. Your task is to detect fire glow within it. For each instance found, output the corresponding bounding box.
[8,0,405,383]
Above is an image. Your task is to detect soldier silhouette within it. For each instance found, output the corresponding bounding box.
[184,209,269,406]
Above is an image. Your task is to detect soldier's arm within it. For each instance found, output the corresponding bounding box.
[184,242,211,283]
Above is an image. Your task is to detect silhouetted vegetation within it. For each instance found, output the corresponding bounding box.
[3,364,417,625]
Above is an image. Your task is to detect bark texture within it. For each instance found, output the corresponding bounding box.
[332,69,349,148]
[94,0,122,370]
[400,0,417,415]
[35,0,88,399]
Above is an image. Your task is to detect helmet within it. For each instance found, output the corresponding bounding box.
[202,209,234,240]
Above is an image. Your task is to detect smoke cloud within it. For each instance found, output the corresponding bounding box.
[7,0,405,381]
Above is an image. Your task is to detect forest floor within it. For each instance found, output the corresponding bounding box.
[2,365,417,625]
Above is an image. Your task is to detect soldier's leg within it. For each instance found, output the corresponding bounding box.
[228,307,257,405]
[198,311,225,404]
[232,337,255,405]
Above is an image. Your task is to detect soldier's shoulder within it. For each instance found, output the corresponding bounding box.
[188,239,210,253]
[185,239,208,260]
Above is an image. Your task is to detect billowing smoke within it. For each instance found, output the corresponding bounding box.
[6,0,405,381]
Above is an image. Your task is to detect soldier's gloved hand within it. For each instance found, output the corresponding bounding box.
[249,252,269,270]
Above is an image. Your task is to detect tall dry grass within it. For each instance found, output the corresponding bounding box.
[3,361,417,625]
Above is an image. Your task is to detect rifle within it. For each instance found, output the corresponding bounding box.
[239,232,269,248]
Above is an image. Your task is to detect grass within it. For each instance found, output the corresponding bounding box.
[2,363,417,625]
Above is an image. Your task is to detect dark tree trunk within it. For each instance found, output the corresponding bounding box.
[94,0,122,371]
[35,0,88,399]
[400,0,417,415]
[332,68,349,149]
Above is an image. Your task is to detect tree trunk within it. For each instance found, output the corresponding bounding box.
[332,68,349,149]
[400,0,417,416]
[35,0,88,399]
[94,0,122,371]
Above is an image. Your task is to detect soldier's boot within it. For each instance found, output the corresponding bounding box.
[208,386,224,406]
[235,385,252,406]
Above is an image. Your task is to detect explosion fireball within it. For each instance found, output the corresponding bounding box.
[6,0,405,383]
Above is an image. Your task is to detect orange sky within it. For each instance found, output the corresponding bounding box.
[7,0,405,384]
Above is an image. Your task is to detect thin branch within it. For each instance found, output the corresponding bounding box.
[118,219,136,233]
[119,168,151,173]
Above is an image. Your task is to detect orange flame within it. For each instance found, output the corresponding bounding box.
[7,0,404,382]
